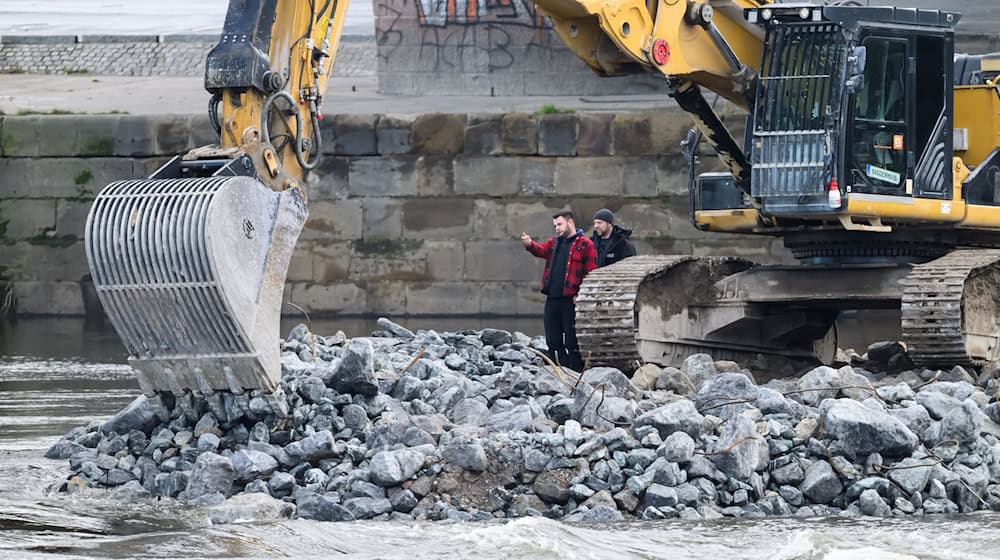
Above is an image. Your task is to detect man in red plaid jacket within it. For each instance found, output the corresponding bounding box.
[521,210,597,372]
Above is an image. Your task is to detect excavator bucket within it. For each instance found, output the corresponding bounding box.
[85,176,306,414]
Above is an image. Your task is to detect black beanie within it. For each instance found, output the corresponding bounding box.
[593,208,615,224]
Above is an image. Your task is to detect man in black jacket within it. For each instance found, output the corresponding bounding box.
[591,208,637,267]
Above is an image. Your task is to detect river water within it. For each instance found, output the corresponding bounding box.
[3,317,1000,560]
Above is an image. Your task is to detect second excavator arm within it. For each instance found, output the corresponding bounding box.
[532,0,770,191]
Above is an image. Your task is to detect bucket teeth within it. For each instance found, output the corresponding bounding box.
[85,176,306,409]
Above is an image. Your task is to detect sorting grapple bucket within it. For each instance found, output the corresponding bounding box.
[85,176,307,414]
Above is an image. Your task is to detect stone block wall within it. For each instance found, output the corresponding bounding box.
[0,35,375,77]
[0,110,789,317]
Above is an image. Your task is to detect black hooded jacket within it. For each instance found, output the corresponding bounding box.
[591,225,637,267]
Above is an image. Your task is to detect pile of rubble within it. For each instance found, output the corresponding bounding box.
[46,320,1000,522]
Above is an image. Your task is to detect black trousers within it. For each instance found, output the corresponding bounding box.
[543,297,583,372]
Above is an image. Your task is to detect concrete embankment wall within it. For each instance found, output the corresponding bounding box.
[0,111,789,317]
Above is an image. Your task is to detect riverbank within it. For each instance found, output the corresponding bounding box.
[44,319,1000,526]
[6,319,1000,559]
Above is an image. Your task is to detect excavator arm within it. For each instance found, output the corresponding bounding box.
[534,0,770,191]
[85,1,348,415]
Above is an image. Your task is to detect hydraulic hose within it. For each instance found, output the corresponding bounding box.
[260,90,322,171]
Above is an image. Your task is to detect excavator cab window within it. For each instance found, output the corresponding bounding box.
[850,37,908,192]
[847,29,952,199]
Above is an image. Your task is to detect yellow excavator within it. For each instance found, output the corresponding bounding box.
[566,1,1000,373]
[84,0,1000,411]
[85,0,348,414]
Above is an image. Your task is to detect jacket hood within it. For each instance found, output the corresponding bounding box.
[613,225,633,238]
[592,224,632,240]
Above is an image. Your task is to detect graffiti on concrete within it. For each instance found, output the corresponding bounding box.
[414,0,547,28]
[376,0,559,72]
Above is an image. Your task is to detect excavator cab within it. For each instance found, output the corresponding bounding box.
[745,5,957,218]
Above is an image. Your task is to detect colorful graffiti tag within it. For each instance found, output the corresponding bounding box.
[414,0,548,29]
[376,0,555,73]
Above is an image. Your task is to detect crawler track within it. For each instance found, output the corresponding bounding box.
[902,249,1000,367]
[575,255,755,371]
[575,256,689,371]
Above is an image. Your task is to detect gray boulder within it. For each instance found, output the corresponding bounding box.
[820,398,918,458]
[231,449,279,482]
[348,480,387,500]
[298,376,328,404]
[533,468,575,504]
[377,317,414,339]
[925,399,981,445]
[920,381,976,401]
[153,471,189,498]
[46,439,85,460]
[449,398,490,426]
[442,443,488,472]
[839,368,877,401]
[496,349,529,363]
[659,431,695,464]
[631,364,661,391]
[681,354,718,390]
[858,489,891,516]
[984,402,1000,425]
[890,405,932,436]
[369,449,425,486]
[795,366,842,406]
[756,387,807,418]
[866,341,904,363]
[197,433,221,452]
[633,399,707,439]
[390,489,418,512]
[580,367,640,399]
[100,395,160,436]
[488,404,533,433]
[328,339,379,396]
[480,328,512,346]
[887,457,933,495]
[283,431,338,466]
[343,497,394,519]
[342,404,370,431]
[799,460,842,504]
[184,452,234,501]
[876,383,915,403]
[655,367,693,394]
[642,483,678,509]
[564,505,624,522]
[771,459,805,486]
[710,412,766,481]
[916,390,960,420]
[940,365,976,384]
[695,373,758,420]
[267,472,295,497]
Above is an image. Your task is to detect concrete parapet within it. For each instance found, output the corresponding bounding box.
[0,35,374,78]
[0,111,786,317]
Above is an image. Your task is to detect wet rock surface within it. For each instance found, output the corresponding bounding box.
[49,324,1000,523]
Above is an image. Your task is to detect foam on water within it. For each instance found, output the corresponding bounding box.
[447,517,588,560]
[824,548,919,560]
